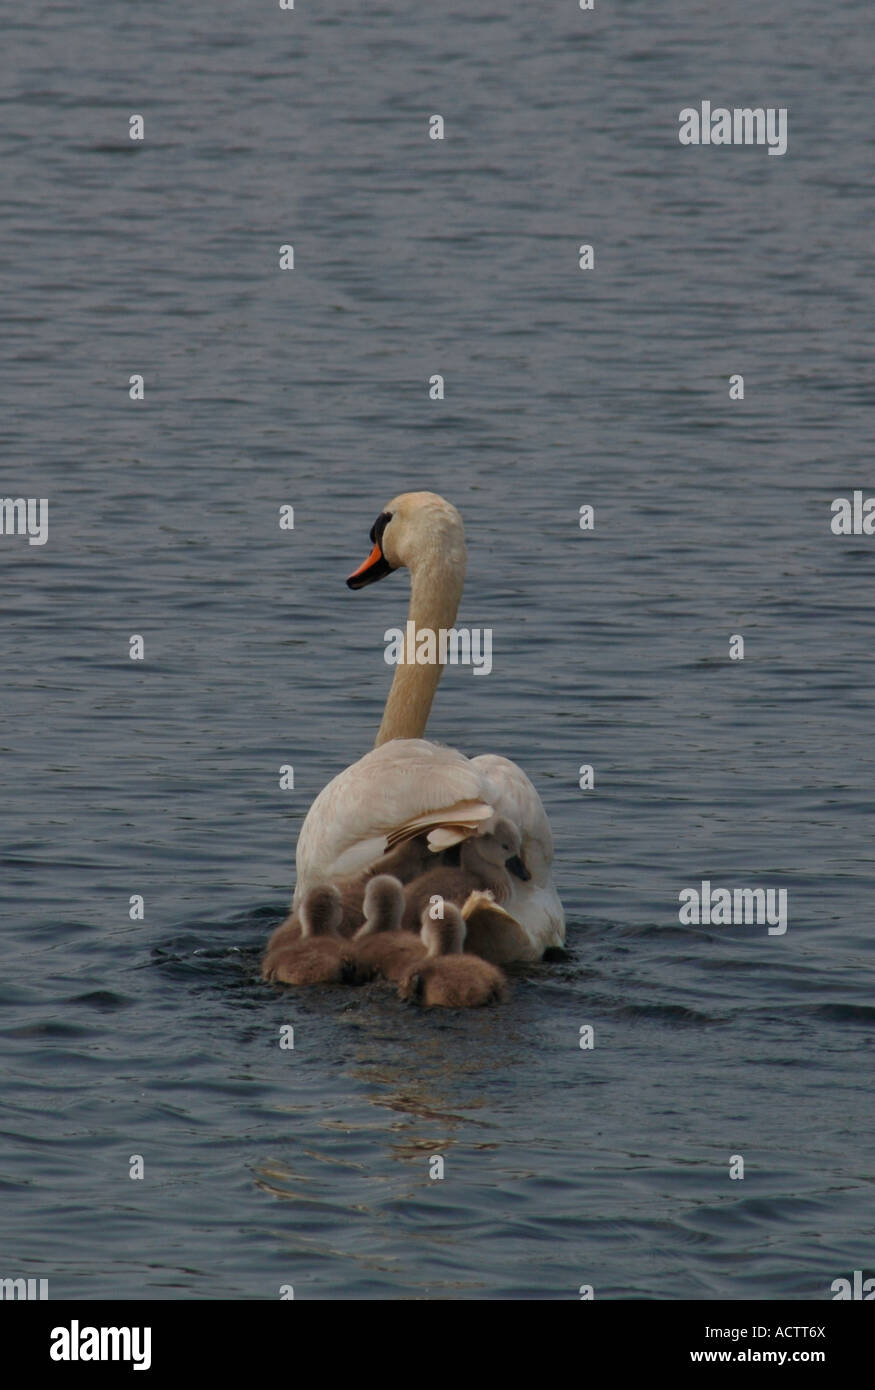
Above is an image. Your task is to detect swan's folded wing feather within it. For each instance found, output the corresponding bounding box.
[425,823,483,850]
[384,800,494,851]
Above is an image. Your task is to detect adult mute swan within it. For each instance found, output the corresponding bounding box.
[291,491,565,963]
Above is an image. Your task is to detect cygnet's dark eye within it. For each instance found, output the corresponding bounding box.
[507,853,531,882]
[369,511,392,545]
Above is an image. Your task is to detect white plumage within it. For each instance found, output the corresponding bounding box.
[290,492,565,962]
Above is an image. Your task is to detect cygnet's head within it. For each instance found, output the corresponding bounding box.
[300,884,343,938]
[420,903,466,957]
[362,875,404,934]
[463,817,530,880]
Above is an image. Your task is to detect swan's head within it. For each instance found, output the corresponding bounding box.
[465,817,531,880]
[347,492,466,589]
[361,874,404,934]
[420,903,466,957]
[300,884,343,938]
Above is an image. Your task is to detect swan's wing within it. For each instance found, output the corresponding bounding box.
[294,739,491,900]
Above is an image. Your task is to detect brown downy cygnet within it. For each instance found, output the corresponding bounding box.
[351,875,427,982]
[262,885,351,985]
[398,904,508,1008]
[400,817,529,933]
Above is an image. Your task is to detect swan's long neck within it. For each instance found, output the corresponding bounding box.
[375,548,465,746]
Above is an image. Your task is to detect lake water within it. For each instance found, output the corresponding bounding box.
[1,0,873,1299]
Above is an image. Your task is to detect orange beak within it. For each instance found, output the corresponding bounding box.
[347,542,393,589]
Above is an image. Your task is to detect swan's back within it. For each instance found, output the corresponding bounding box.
[294,739,490,902]
[294,741,564,959]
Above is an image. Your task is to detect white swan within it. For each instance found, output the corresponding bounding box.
[292,491,565,963]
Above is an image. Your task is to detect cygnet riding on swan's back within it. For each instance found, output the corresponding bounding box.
[271,491,564,971]
[400,816,528,931]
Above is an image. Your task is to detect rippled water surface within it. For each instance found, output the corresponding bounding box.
[1,1,873,1299]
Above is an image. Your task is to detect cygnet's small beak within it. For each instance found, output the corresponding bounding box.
[507,854,531,882]
[347,542,393,589]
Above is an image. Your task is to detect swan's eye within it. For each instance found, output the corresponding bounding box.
[369,511,392,546]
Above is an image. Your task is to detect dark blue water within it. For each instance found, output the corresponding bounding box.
[1,0,873,1299]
